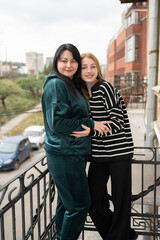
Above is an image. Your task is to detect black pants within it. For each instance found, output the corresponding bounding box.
[88,159,131,240]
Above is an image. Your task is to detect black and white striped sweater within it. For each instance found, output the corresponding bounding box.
[89,79,134,162]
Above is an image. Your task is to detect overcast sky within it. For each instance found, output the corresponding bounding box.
[0,0,131,65]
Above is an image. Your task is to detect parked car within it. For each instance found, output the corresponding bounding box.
[23,125,45,149]
[0,135,32,170]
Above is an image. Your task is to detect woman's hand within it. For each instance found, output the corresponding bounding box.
[71,124,90,138]
[71,121,112,138]
[94,121,112,135]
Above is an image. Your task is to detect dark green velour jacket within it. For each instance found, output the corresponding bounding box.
[42,74,94,155]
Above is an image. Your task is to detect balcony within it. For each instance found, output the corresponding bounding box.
[0,147,160,240]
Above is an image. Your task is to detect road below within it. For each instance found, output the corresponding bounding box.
[0,146,45,187]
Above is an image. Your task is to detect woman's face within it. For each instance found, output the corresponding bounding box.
[57,50,78,79]
[81,57,98,85]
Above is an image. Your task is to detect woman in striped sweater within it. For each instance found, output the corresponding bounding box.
[72,53,137,240]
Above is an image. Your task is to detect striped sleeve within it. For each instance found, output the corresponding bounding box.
[90,81,124,137]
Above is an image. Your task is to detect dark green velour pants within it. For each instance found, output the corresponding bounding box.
[46,152,91,240]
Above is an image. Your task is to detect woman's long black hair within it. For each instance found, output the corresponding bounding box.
[51,43,83,97]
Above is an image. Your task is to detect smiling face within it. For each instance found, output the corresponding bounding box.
[81,57,98,87]
[57,50,78,79]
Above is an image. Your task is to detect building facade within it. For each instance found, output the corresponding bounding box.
[26,52,44,76]
[0,62,26,79]
[118,0,160,147]
[100,64,107,79]
[107,2,147,85]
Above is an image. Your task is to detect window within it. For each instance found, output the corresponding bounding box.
[19,140,26,150]
[126,37,134,62]
[126,36,139,63]
[125,73,132,80]
[135,36,139,61]
[24,139,30,146]
[135,11,139,24]
[126,11,139,26]
[126,14,132,27]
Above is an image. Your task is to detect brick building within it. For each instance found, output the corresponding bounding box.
[117,0,160,147]
[106,2,147,85]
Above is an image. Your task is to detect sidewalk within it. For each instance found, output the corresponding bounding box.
[128,108,146,147]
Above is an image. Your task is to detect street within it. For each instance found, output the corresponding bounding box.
[0,146,45,187]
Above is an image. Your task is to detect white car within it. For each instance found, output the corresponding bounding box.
[23,125,45,149]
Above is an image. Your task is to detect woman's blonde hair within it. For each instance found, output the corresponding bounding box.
[80,52,104,102]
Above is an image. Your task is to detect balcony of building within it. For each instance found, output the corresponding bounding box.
[0,147,160,240]
[1,77,160,240]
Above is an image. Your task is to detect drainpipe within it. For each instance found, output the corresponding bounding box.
[158,12,160,87]
[146,0,159,147]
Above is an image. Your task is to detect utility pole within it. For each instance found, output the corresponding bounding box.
[146,0,159,147]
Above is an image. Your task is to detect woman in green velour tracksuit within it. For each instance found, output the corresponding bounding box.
[42,44,108,240]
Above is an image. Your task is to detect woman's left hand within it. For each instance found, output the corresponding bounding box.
[70,124,90,138]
